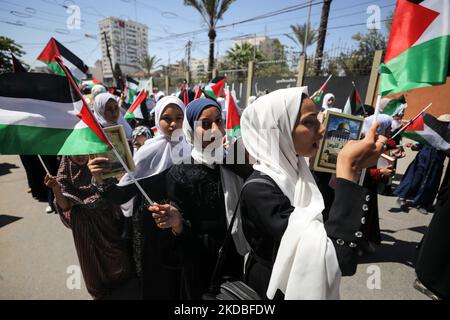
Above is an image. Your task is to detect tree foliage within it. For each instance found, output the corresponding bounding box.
[0,36,27,73]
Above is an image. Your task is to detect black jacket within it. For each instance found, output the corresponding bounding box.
[240,171,370,299]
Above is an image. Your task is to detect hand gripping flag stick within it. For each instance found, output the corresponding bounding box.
[55,56,155,206]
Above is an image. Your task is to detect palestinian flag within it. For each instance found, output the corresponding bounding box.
[380,95,407,116]
[226,90,241,138]
[194,85,203,100]
[401,113,450,151]
[343,87,365,116]
[204,76,226,100]
[125,90,147,120]
[125,76,139,104]
[11,53,27,73]
[0,73,111,155]
[37,38,89,83]
[379,0,450,96]
[151,126,159,137]
[312,78,330,105]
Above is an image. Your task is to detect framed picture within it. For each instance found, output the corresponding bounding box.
[313,111,364,174]
[95,125,135,179]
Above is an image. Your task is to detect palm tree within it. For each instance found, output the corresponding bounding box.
[140,54,161,78]
[285,23,317,55]
[226,42,262,68]
[183,0,236,79]
[314,0,332,75]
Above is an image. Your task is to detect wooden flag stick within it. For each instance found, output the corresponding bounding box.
[54,56,155,206]
[37,155,50,175]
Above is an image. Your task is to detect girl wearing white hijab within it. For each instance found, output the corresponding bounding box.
[93,92,133,139]
[88,96,190,299]
[322,93,335,111]
[148,98,251,299]
[239,87,387,300]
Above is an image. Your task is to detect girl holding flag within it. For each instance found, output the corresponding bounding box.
[87,96,190,299]
[148,98,251,299]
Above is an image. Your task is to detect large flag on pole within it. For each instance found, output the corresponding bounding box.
[226,89,241,138]
[378,0,450,96]
[125,90,147,120]
[37,38,89,83]
[0,73,111,155]
[401,112,450,151]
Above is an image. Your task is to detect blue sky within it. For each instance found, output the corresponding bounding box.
[0,0,396,68]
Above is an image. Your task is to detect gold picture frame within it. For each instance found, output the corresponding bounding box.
[95,125,135,179]
[313,111,364,174]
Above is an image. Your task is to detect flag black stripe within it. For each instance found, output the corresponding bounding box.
[0,73,80,103]
[424,113,450,143]
[55,39,89,74]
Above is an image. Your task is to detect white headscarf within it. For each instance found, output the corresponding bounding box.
[156,91,165,101]
[362,114,393,136]
[241,87,341,300]
[322,93,335,111]
[93,93,133,139]
[118,96,191,217]
[92,85,107,99]
[182,99,250,256]
[247,96,257,106]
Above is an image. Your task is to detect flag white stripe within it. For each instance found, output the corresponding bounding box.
[61,56,86,81]
[422,123,450,150]
[0,96,84,129]
[413,0,450,47]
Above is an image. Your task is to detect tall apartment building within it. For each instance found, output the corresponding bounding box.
[99,17,148,83]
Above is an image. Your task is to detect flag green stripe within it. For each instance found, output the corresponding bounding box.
[312,91,323,105]
[379,35,450,96]
[401,131,429,145]
[226,125,241,138]
[0,124,110,155]
[124,112,135,120]
[44,61,81,84]
[382,100,403,116]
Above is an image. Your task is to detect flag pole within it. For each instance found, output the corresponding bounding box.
[358,94,383,185]
[321,74,333,89]
[312,75,333,100]
[37,155,50,175]
[390,103,432,140]
[54,57,155,206]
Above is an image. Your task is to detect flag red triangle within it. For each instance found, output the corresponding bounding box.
[212,78,225,98]
[37,38,60,63]
[385,0,439,63]
[194,86,202,100]
[128,90,147,113]
[226,90,240,131]
[405,114,425,132]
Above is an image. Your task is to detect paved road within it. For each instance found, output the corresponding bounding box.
[0,148,445,300]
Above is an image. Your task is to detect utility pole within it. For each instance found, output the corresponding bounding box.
[314,0,332,76]
[303,0,313,56]
[103,31,117,88]
[186,40,192,85]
